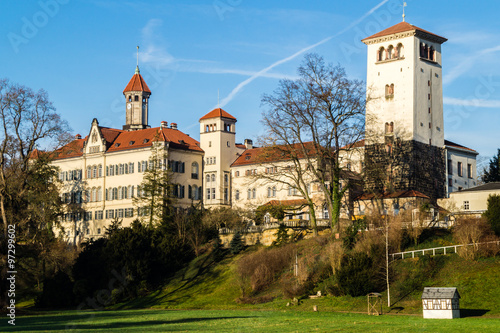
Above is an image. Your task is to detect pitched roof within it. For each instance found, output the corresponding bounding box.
[123,72,151,93]
[421,287,460,299]
[458,182,500,193]
[362,21,447,44]
[199,108,236,121]
[356,190,430,201]
[444,140,478,154]
[262,199,309,207]
[341,139,365,150]
[231,142,318,167]
[52,125,202,160]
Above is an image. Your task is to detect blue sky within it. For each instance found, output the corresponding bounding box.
[2,0,500,162]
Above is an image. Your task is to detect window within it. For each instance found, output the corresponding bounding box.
[211,188,215,199]
[235,171,239,177]
[252,188,256,199]
[385,84,394,98]
[206,174,210,183]
[87,166,91,179]
[191,162,199,179]
[457,162,463,177]
[235,189,240,200]
[377,47,385,61]
[211,174,216,183]
[134,95,139,101]
[247,189,251,200]
[129,162,134,173]
[206,188,211,200]
[467,164,472,178]
[448,178,453,187]
[119,164,124,175]
[92,165,97,178]
[463,201,470,210]
[98,165,102,177]
[447,159,453,175]
[323,205,329,219]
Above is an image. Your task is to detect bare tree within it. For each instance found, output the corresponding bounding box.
[261,54,366,236]
[0,78,71,236]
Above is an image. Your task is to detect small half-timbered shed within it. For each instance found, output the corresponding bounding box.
[421,287,460,319]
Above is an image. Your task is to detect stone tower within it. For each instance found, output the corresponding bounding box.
[199,108,238,207]
[361,22,448,200]
[122,66,151,131]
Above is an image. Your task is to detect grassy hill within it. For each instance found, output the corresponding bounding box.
[113,236,500,317]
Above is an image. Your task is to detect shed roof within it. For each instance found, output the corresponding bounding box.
[421,287,460,299]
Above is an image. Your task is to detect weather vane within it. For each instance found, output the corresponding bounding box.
[402,2,407,22]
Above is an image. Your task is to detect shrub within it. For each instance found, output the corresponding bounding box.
[453,218,495,260]
[36,271,75,308]
[483,194,500,236]
[272,223,290,246]
[237,244,295,295]
[336,252,380,297]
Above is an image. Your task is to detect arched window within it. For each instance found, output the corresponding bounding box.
[86,166,91,179]
[134,95,139,101]
[211,174,216,182]
[206,174,210,183]
[191,162,199,179]
[92,165,97,178]
[224,174,228,185]
[206,125,209,132]
[267,187,272,197]
[387,45,394,59]
[97,187,102,201]
[429,46,435,61]
[247,189,251,199]
[118,186,123,200]
[396,43,404,58]
[272,187,276,197]
[192,185,199,200]
[98,164,102,177]
[377,47,385,61]
[128,95,132,102]
[252,188,256,199]
[91,188,96,202]
[112,187,118,200]
[264,213,271,223]
[235,189,240,200]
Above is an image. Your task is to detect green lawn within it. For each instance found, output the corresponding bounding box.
[2,309,500,332]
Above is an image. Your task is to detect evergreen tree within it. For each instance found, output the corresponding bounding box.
[133,139,174,226]
[482,149,500,183]
[483,194,500,236]
[229,231,244,255]
[272,223,290,246]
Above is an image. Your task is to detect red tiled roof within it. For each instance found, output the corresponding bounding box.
[52,137,87,160]
[235,143,246,149]
[231,142,318,167]
[123,73,151,93]
[199,108,236,121]
[52,125,202,160]
[341,139,365,150]
[356,190,430,201]
[444,140,477,154]
[361,21,447,43]
[262,199,309,207]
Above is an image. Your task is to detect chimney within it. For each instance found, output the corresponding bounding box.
[75,134,82,140]
[244,139,253,149]
[160,121,168,128]
[170,123,178,130]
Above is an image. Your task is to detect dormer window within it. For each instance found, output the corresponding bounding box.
[143,139,149,144]
[114,143,120,148]
[129,141,135,145]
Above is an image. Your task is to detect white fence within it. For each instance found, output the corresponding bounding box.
[390,241,500,260]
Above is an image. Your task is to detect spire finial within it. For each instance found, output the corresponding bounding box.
[402,2,407,22]
[135,46,140,74]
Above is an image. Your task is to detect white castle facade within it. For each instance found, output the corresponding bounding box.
[51,21,478,243]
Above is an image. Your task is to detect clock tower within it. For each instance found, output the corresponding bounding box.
[123,65,151,131]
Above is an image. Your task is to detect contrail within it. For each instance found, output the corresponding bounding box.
[218,0,390,108]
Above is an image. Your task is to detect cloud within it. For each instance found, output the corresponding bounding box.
[218,0,390,108]
[443,44,500,85]
[444,96,500,108]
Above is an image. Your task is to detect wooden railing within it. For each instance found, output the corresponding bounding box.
[390,241,500,260]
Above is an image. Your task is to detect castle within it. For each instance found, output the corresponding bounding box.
[51,21,478,243]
